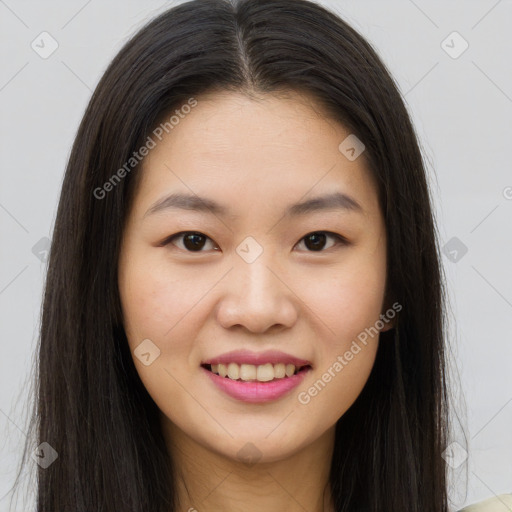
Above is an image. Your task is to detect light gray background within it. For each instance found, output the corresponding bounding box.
[1,1,511,510]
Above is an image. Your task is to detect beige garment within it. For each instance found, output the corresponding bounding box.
[458,493,512,511]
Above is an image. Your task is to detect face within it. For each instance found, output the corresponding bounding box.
[118,90,391,464]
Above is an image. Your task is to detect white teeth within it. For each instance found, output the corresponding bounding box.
[274,363,285,378]
[218,363,227,378]
[256,363,274,382]
[285,363,295,377]
[207,362,307,382]
[227,363,239,380]
[239,364,256,381]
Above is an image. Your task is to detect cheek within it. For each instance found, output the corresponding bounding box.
[299,254,387,345]
[304,252,385,416]
[118,252,203,405]
[119,251,206,344]
[295,269,384,420]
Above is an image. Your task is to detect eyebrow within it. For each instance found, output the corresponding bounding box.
[144,191,364,219]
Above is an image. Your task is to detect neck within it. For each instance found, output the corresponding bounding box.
[161,416,335,512]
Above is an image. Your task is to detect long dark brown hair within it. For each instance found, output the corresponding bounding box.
[9,0,453,510]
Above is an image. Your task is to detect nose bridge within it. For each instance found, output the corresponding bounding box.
[216,237,297,332]
[235,237,280,303]
[234,233,275,284]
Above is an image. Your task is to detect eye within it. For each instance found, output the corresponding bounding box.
[161,230,347,253]
[161,231,219,252]
[295,231,347,252]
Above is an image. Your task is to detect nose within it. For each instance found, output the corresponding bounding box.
[215,252,298,334]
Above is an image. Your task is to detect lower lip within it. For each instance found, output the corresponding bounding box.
[202,366,311,403]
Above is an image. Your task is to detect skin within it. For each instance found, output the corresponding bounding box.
[118,90,394,512]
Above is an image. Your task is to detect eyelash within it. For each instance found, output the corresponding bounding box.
[160,231,348,253]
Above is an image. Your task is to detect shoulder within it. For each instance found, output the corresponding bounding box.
[457,493,512,511]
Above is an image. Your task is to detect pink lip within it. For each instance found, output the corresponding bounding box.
[201,349,312,367]
[201,365,312,403]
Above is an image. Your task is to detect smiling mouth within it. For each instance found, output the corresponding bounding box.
[201,362,312,382]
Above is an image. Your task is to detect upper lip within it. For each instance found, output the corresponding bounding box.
[201,349,312,367]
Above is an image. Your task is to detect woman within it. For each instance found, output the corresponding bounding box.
[9,0,511,510]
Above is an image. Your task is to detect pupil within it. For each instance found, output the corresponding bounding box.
[306,233,326,251]
[184,233,205,251]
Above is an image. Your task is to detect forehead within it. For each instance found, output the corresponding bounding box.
[132,90,380,221]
